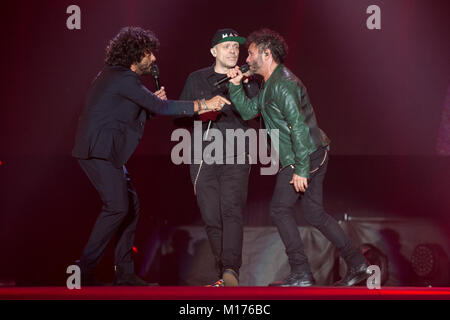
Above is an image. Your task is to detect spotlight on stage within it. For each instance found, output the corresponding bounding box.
[361,243,389,285]
[410,244,450,286]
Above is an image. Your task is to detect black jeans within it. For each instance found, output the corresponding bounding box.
[190,161,251,277]
[270,147,361,274]
[78,158,139,274]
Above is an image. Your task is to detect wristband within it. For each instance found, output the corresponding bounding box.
[201,99,208,111]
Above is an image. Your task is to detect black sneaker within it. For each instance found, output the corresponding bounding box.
[113,265,153,286]
[74,260,98,286]
[269,272,315,287]
[334,262,370,287]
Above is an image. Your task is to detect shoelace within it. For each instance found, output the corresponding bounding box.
[285,273,300,282]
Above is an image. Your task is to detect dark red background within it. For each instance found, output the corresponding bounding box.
[1,0,449,156]
[0,0,449,285]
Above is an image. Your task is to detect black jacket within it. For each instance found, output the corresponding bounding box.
[179,65,260,162]
[72,65,194,168]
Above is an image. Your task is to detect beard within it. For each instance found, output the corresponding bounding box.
[249,62,260,74]
[249,56,263,75]
[137,61,152,75]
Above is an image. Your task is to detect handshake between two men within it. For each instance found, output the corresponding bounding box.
[154,86,231,114]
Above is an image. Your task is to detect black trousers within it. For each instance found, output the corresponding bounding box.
[270,147,362,274]
[190,161,251,277]
[77,158,139,274]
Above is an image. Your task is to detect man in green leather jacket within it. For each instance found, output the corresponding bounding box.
[227,28,369,287]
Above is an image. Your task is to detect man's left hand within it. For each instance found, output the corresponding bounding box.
[290,173,308,193]
[227,66,244,85]
[154,86,167,100]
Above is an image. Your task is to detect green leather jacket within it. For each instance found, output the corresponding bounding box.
[229,64,330,178]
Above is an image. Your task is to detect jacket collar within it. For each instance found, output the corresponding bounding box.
[107,64,140,77]
[206,63,231,76]
[206,64,219,77]
[264,63,284,86]
[259,64,284,105]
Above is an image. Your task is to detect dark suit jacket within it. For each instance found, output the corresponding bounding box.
[72,65,194,168]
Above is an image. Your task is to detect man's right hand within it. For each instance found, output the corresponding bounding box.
[227,66,244,85]
[197,95,231,114]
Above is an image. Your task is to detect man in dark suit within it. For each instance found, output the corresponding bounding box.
[72,26,229,286]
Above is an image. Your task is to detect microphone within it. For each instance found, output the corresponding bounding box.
[213,64,250,87]
[148,64,161,119]
[150,64,160,90]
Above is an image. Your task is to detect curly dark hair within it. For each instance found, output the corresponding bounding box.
[246,28,288,64]
[105,26,160,67]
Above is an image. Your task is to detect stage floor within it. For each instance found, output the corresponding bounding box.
[1,286,450,300]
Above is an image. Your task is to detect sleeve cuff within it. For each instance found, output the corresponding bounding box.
[229,82,243,90]
[294,165,310,179]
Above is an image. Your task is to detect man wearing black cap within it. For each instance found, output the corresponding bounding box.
[179,28,260,286]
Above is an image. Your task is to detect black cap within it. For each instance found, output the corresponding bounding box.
[211,28,246,48]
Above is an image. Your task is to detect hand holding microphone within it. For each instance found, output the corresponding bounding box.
[214,64,250,86]
[154,87,167,100]
[150,64,167,100]
[226,65,247,86]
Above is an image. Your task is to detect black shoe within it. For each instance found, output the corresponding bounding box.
[113,265,153,286]
[81,273,98,286]
[335,262,370,287]
[222,269,239,287]
[74,260,98,286]
[269,272,315,287]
